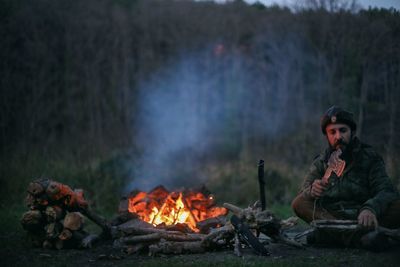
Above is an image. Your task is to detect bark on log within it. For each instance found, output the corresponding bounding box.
[27,179,49,196]
[201,224,235,249]
[42,240,53,249]
[81,207,110,235]
[21,210,45,231]
[59,229,73,241]
[55,239,64,250]
[80,234,100,248]
[223,203,243,215]
[113,218,184,237]
[111,211,138,226]
[312,219,400,241]
[124,244,146,255]
[119,232,204,245]
[45,222,62,239]
[148,240,205,255]
[45,206,65,222]
[196,215,226,234]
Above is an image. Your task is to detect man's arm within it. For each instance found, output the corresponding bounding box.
[361,156,399,218]
[301,157,326,198]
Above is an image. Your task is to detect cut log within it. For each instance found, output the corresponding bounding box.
[63,212,84,231]
[312,219,400,241]
[45,222,62,239]
[201,224,235,249]
[55,239,64,250]
[113,218,184,237]
[45,206,65,222]
[42,240,53,249]
[119,232,204,245]
[80,234,100,248]
[280,216,299,229]
[148,240,205,255]
[223,203,243,215]
[196,215,226,234]
[21,210,45,231]
[59,229,73,241]
[45,181,88,210]
[111,211,139,226]
[81,207,110,235]
[159,223,194,233]
[124,244,146,255]
[27,179,49,196]
[120,233,161,244]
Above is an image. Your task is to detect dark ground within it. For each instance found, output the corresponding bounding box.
[2,202,399,267]
[2,231,400,267]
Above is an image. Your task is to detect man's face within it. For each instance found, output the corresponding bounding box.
[326,123,352,151]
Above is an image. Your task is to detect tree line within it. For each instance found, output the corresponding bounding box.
[1,0,399,191]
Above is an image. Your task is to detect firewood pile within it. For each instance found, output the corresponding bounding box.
[222,202,302,254]
[21,179,109,249]
[110,214,233,255]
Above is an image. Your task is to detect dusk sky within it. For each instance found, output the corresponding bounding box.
[244,0,400,9]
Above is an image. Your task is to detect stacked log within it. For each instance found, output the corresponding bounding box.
[21,179,106,249]
[111,201,301,256]
[111,215,235,255]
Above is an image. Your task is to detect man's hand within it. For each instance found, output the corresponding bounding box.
[358,209,378,229]
[310,179,328,198]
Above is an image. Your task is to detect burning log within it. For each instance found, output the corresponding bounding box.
[125,186,227,233]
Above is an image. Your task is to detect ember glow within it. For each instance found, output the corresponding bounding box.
[128,186,227,232]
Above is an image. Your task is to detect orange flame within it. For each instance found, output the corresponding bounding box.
[128,186,227,232]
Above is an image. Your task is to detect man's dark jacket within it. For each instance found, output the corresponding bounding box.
[301,137,399,218]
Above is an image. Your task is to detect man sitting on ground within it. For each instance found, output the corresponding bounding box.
[291,106,400,247]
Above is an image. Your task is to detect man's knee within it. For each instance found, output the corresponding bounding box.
[380,199,400,229]
[291,193,312,217]
[291,194,302,213]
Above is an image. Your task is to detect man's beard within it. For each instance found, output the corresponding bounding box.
[331,139,349,152]
[329,138,353,162]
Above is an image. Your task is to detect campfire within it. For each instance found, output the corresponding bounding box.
[21,179,301,255]
[126,186,228,232]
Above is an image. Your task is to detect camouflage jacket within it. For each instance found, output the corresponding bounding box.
[301,137,399,219]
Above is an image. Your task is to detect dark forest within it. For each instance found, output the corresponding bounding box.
[1,0,400,211]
